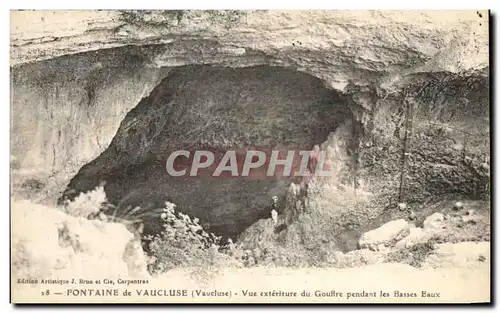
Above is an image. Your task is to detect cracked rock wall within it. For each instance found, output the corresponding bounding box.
[10,10,490,244]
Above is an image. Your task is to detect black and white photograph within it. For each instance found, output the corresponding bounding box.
[9,9,492,304]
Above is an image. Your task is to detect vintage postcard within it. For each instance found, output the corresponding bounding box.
[10,10,491,304]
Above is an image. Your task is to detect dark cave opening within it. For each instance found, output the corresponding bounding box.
[61,65,355,240]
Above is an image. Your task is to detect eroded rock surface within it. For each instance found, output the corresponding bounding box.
[10,10,490,249]
[358,219,410,250]
[11,199,149,280]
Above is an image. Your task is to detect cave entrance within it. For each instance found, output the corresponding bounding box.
[62,65,353,239]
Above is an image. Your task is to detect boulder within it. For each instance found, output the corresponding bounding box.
[454,201,464,210]
[394,227,429,250]
[423,213,446,230]
[11,199,149,281]
[358,219,410,250]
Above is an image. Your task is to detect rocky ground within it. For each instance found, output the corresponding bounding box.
[233,194,490,268]
[11,194,491,303]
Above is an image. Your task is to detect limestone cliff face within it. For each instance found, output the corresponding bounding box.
[11,10,488,77]
[11,49,170,181]
[10,10,490,243]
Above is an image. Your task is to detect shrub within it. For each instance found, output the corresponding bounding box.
[62,186,108,218]
[61,188,243,276]
[144,202,241,276]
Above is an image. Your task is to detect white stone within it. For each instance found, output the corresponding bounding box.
[358,219,409,249]
[394,227,428,249]
[423,213,445,230]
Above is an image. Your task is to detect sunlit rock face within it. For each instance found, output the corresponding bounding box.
[10,47,170,186]
[10,10,489,242]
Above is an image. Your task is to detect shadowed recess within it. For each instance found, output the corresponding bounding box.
[61,65,353,239]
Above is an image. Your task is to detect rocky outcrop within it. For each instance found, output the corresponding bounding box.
[11,199,149,281]
[11,52,170,180]
[358,219,409,250]
[11,11,488,77]
[235,199,490,268]
[340,205,490,268]
[394,227,427,249]
[423,213,445,230]
[10,10,490,247]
